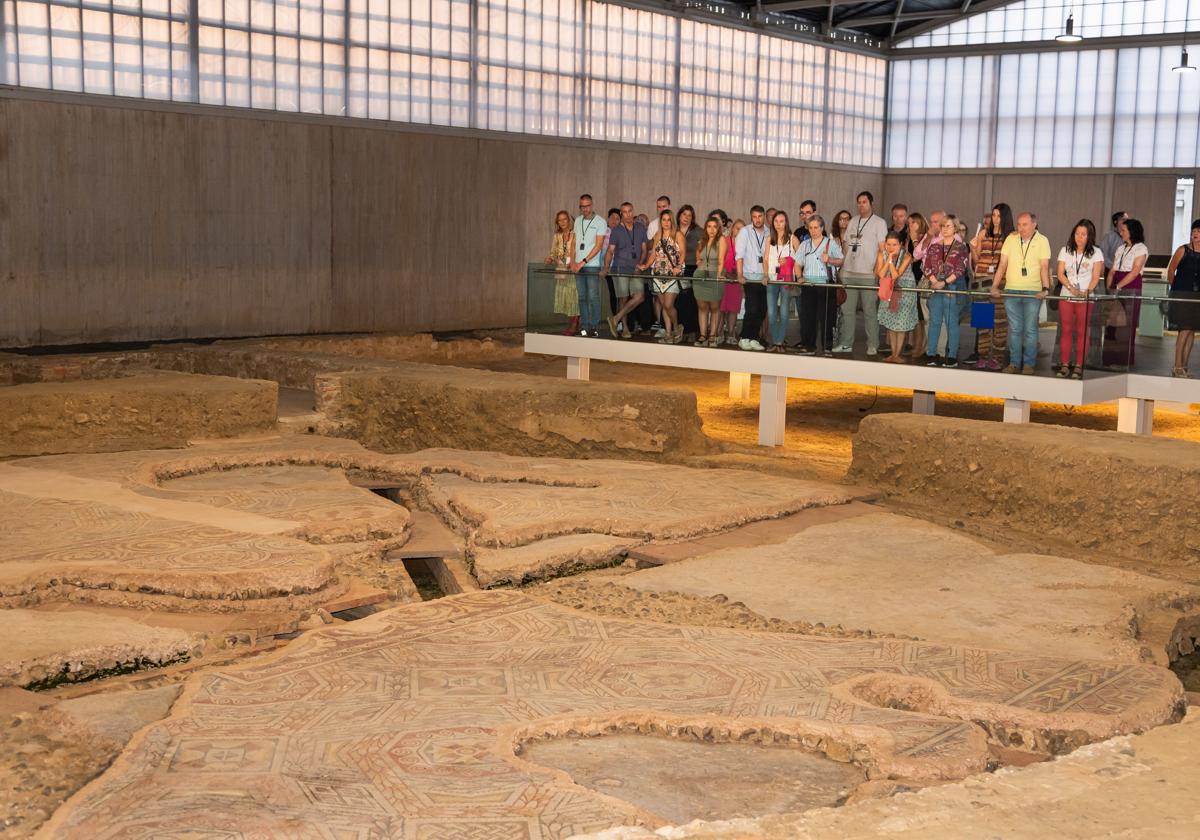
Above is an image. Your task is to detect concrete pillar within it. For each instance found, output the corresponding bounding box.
[757,375,788,447]
[1003,398,1031,424]
[1117,397,1154,435]
[729,371,751,400]
[566,356,590,381]
[912,390,936,416]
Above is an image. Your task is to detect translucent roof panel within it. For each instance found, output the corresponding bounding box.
[896,0,1200,48]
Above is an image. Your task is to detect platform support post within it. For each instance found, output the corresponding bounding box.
[1003,398,1031,424]
[1117,397,1153,435]
[729,371,751,400]
[566,356,590,381]
[757,375,788,447]
[912,390,936,416]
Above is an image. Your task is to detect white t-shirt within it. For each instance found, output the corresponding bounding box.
[1114,242,1148,272]
[1057,247,1102,292]
[765,238,798,280]
[646,215,669,240]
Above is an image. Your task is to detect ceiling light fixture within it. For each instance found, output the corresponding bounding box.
[1177,0,1198,73]
[1055,13,1082,43]
[1174,46,1196,73]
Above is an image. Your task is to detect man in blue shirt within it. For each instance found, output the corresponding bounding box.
[570,194,608,337]
[735,205,769,351]
[605,203,648,338]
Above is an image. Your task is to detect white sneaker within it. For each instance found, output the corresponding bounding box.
[653,328,667,338]
[738,339,752,350]
[832,345,852,353]
[866,348,878,357]
[747,339,766,351]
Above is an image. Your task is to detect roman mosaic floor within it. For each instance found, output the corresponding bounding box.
[40,590,1183,839]
[0,433,1192,839]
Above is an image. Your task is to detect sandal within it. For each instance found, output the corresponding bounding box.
[1173,367,1191,378]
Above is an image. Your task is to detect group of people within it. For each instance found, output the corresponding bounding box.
[545,194,1200,378]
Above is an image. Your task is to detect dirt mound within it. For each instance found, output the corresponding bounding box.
[848,414,1200,572]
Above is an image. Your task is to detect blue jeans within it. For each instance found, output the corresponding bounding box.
[1004,291,1042,368]
[926,281,963,359]
[575,268,601,332]
[766,283,791,345]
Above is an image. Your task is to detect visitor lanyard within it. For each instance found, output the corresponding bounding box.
[805,238,828,262]
[578,216,602,253]
[1073,253,1085,282]
[751,227,765,255]
[1117,245,1129,270]
[854,216,869,240]
[1019,236,1033,272]
[619,223,636,255]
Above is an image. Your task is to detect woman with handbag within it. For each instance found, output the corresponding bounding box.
[762,210,800,352]
[1167,219,1200,377]
[922,214,971,367]
[1103,218,1148,368]
[795,215,845,355]
[545,210,579,335]
[969,204,1013,370]
[639,209,687,344]
[877,232,916,363]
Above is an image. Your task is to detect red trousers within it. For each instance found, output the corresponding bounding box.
[1059,299,1093,367]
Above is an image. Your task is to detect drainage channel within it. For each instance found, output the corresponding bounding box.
[363,484,450,603]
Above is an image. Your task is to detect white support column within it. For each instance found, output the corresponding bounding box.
[912,390,936,416]
[757,375,788,447]
[1117,397,1154,435]
[1003,398,1031,424]
[729,371,751,400]
[566,356,590,381]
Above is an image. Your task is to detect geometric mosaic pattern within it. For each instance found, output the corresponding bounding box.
[43,591,1183,839]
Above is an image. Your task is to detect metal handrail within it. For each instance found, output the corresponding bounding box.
[530,266,1198,305]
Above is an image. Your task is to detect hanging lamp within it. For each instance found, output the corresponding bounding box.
[1055,13,1082,43]
[1176,0,1197,72]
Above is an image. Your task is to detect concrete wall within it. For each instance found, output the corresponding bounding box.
[3,85,1189,349]
[0,91,881,348]
[882,171,1183,255]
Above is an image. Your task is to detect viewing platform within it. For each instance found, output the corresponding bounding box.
[524,332,1200,447]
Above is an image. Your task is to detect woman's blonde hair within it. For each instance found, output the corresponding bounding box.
[554,210,573,233]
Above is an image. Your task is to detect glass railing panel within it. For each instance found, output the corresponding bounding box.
[525,263,1196,384]
[526,262,574,336]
